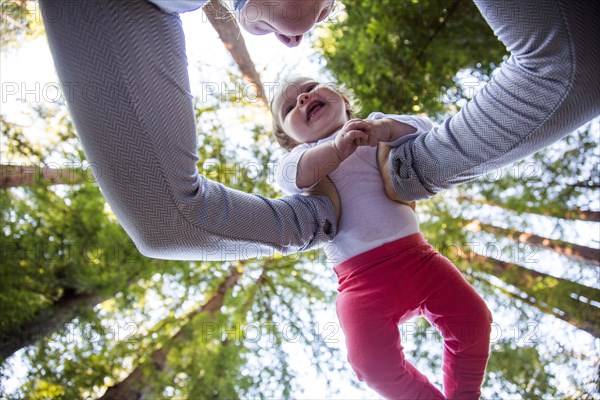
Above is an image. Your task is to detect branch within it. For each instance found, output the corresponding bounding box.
[460,195,600,222]
[406,0,463,77]
[467,221,600,266]
[203,0,268,106]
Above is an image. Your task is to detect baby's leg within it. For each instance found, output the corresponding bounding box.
[383,0,600,201]
[419,255,493,399]
[336,290,444,399]
[39,0,336,261]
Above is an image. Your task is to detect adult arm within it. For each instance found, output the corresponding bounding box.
[39,0,336,261]
[387,0,600,200]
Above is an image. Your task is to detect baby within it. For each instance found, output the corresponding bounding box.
[272,77,492,399]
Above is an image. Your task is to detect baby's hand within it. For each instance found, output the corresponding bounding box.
[357,118,418,145]
[332,119,371,161]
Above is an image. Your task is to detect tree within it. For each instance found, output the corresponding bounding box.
[486,339,561,400]
[461,123,600,222]
[99,266,243,400]
[0,170,192,360]
[0,0,45,51]
[1,110,196,361]
[318,0,507,116]
[203,0,267,105]
[468,221,599,266]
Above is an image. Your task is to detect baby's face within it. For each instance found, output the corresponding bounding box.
[238,0,334,47]
[272,77,349,144]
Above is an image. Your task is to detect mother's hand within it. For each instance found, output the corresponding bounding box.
[377,143,416,210]
[305,176,341,231]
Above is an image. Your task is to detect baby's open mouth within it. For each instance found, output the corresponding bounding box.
[306,100,325,121]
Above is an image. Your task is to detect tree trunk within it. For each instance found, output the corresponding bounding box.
[100,267,243,400]
[0,288,108,360]
[473,273,594,337]
[574,210,600,222]
[406,0,463,77]
[462,252,600,337]
[468,221,599,266]
[1,256,143,360]
[203,0,267,105]
[461,196,600,222]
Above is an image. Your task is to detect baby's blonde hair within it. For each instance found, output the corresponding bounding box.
[270,78,361,151]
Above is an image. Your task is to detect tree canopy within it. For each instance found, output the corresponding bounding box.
[318,0,507,117]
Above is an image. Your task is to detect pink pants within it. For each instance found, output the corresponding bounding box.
[334,233,492,399]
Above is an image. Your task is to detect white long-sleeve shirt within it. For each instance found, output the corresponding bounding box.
[275,113,434,263]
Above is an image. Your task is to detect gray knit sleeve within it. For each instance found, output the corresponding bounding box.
[388,0,600,201]
[40,0,336,261]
